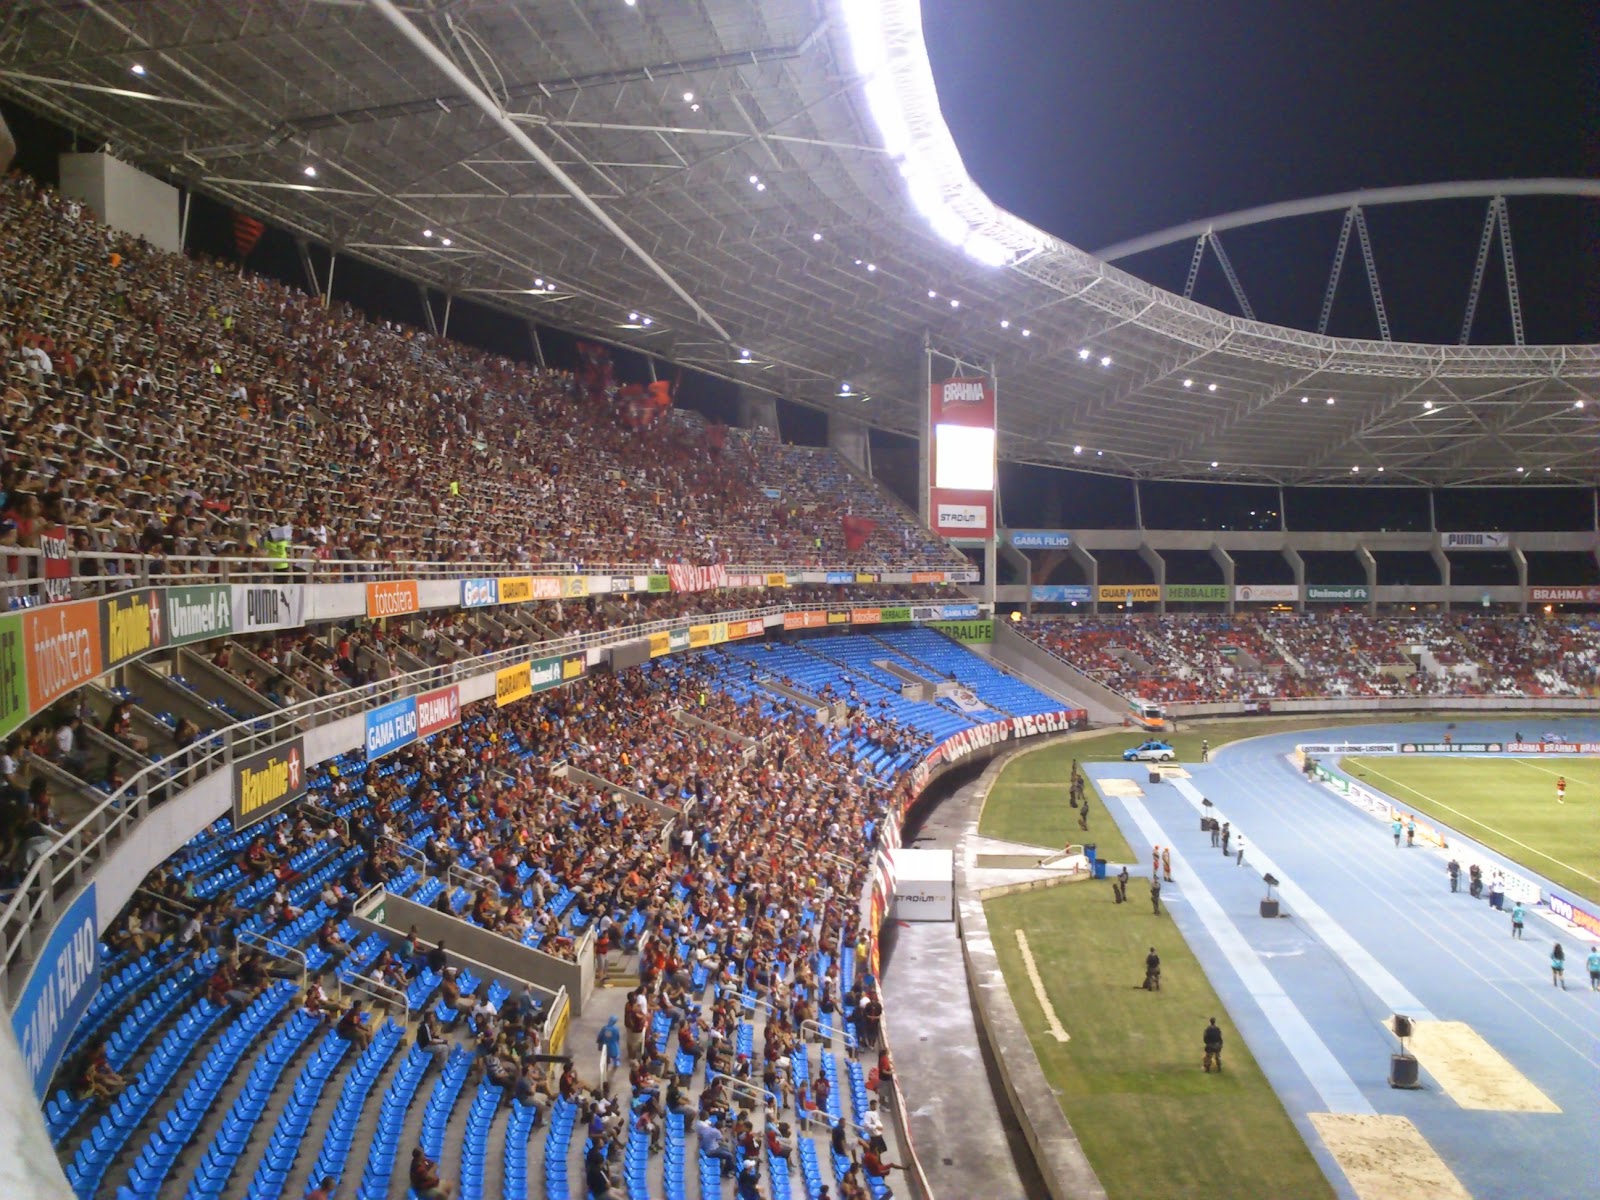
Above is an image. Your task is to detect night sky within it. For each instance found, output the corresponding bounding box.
[924,0,1599,346]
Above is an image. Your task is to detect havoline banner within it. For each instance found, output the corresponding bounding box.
[233,737,306,830]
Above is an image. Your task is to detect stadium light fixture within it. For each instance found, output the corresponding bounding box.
[624,0,636,7]
[1326,397,1335,405]
[1300,396,1309,403]
[534,278,543,287]
[303,165,317,178]
[641,316,653,326]
[1544,466,1552,472]
[629,311,639,322]
[1210,461,1219,468]
[928,290,937,299]
[423,229,434,238]
[1423,400,1434,409]
[1516,466,1525,473]
[749,174,759,185]
[683,92,695,103]
[131,64,146,76]
[1073,444,1082,454]
[1351,465,1360,473]
[739,348,751,361]
[1576,398,1587,409]
[840,382,853,395]
[1377,466,1385,473]
[841,0,1041,267]
[949,298,960,309]
[866,263,877,272]
[999,319,1010,329]
[1207,383,1218,392]
[756,183,766,192]
[812,232,823,242]
[1097,449,1103,456]
[1182,379,1193,388]
[440,237,452,246]
[1077,348,1091,360]
[1099,355,1112,367]
[1021,329,1031,337]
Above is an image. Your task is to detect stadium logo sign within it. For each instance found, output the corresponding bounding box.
[1442,531,1509,550]
[935,504,988,532]
[939,379,989,407]
[233,738,305,829]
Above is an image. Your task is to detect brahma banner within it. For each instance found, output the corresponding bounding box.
[416,685,461,737]
[928,376,996,539]
[1529,586,1600,603]
[668,564,729,593]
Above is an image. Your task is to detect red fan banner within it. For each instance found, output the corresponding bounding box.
[232,212,265,260]
[842,514,877,552]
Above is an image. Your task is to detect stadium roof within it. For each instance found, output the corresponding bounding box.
[3,0,1596,487]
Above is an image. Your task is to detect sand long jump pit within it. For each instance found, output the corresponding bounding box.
[1400,1019,1560,1113]
[1309,1113,1472,1200]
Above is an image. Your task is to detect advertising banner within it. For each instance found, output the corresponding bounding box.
[166,584,233,646]
[928,376,996,539]
[498,576,534,604]
[689,625,712,649]
[850,609,882,625]
[24,599,103,713]
[827,611,850,625]
[99,588,167,670]
[528,656,563,693]
[40,524,72,604]
[938,603,981,619]
[855,572,878,584]
[667,564,729,593]
[910,572,945,584]
[669,629,691,652]
[1529,586,1600,603]
[416,685,461,738]
[365,695,419,760]
[1505,741,1600,754]
[647,574,671,594]
[13,883,97,1099]
[906,710,1078,800]
[648,632,673,658]
[1547,892,1600,939]
[461,578,499,608]
[1442,531,1510,550]
[727,618,766,640]
[930,619,994,643]
[950,568,981,583]
[1096,584,1161,604]
[766,573,788,589]
[1009,530,1072,550]
[1298,742,1400,755]
[608,576,633,594]
[825,571,855,585]
[1166,583,1228,603]
[1234,583,1299,603]
[562,654,585,681]
[366,579,420,618]
[1031,584,1093,603]
[561,575,590,599]
[1400,742,1504,754]
[879,607,912,623]
[0,613,25,740]
[530,576,564,601]
[783,611,827,631]
[1307,584,1371,602]
[232,583,305,633]
[496,662,532,707]
[232,737,305,830]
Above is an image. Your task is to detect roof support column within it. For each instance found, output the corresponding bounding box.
[1138,544,1167,615]
[1280,546,1304,614]
[1430,540,1452,613]
[418,284,438,336]
[1510,544,1528,615]
[1212,543,1238,614]
[1356,545,1378,615]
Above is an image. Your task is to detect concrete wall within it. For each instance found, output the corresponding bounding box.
[992,621,1125,723]
[370,890,594,1015]
[58,153,180,253]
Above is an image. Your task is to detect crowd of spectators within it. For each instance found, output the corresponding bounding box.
[0,171,958,585]
[1020,612,1600,704]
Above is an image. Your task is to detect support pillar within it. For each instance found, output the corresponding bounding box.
[827,412,872,476]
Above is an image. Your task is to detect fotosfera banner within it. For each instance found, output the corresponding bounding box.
[23,599,103,713]
[366,579,420,618]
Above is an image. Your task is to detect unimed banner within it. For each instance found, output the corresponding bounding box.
[233,737,305,830]
[13,883,97,1098]
[166,584,233,645]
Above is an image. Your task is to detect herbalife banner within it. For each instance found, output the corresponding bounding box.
[1306,584,1370,603]
[929,619,993,643]
[1166,583,1227,603]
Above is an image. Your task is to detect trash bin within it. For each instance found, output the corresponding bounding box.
[1093,860,1107,879]
[1083,843,1097,866]
[1148,769,1161,785]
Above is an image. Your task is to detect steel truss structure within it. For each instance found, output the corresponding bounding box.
[0,0,1594,486]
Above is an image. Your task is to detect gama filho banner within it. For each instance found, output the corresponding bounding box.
[928,377,995,538]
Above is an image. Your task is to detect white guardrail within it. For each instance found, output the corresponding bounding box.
[0,593,982,999]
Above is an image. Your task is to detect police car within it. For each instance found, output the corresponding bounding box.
[1122,740,1177,763]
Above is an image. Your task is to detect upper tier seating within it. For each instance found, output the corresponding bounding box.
[0,173,959,575]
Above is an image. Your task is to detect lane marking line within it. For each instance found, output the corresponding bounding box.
[1014,930,1070,1042]
[1349,761,1599,886]
[1172,777,1434,1020]
[1117,794,1373,1114]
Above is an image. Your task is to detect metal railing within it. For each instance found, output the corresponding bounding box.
[337,971,410,1020]
[238,929,309,989]
[0,545,970,604]
[0,594,915,999]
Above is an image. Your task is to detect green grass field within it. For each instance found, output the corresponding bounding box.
[986,885,1335,1200]
[1341,756,1600,903]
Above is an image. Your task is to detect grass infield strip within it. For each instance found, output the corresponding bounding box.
[985,885,1336,1200]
